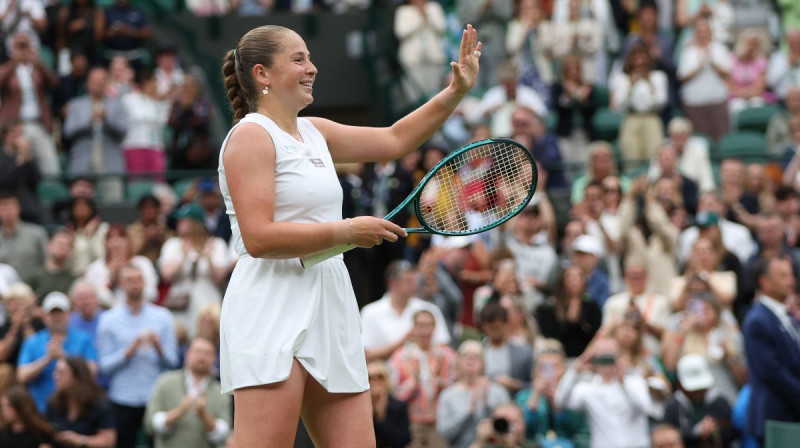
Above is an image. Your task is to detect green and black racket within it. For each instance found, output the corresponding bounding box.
[300,138,538,269]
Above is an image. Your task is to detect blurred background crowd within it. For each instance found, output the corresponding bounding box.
[1,0,800,447]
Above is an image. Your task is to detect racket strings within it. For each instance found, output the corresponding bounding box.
[419,142,534,234]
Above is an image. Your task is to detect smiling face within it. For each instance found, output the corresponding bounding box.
[261,31,317,112]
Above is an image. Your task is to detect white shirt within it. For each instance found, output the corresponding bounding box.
[648,136,716,193]
[766,51,800,100]
[611,71,668,114]
[468,84,548,137]
[84,255,159,306]
[361,296,451,349]
[555,368,652,448]
[679,42,731,106]
[505,232,557,307]
[0,0,45,51]
[603,290,671,354]
[120,91,170,150]
[678,220,756,264]
[15,63,40,121]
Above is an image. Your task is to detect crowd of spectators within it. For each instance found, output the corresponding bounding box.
[1,0,800,447]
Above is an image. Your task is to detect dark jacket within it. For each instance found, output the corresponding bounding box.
[663,388,736,448]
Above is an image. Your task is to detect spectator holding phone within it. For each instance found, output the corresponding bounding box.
[514,339,587,447]
[555,337,652,448]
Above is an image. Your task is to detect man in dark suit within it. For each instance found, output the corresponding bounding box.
[743,257,800,446]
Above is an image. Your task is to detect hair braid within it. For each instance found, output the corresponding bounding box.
[222,50,249,124]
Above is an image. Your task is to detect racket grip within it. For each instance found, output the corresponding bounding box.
[300,243,357,269]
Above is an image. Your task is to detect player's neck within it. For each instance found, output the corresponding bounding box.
[256,106,300,140]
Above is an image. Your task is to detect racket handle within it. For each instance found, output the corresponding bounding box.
[300,243,357,269]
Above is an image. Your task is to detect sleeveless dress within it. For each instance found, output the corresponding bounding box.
[217,113,368,394]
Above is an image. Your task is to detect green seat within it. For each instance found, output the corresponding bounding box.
[39,45,56,71]
[126,180,156,202]
[593,85,610,108]
[36,180,69,203]
[719,131,768,161]
[736,105,782,133]
[592,108,624,142]
[765,420,800,448]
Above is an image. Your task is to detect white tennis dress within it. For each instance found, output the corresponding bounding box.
[218,113,368,394]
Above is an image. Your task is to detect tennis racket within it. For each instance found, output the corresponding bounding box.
[300,138,538,269]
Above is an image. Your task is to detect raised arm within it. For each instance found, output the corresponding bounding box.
[308,25,482,164]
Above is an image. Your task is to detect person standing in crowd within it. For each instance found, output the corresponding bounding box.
[102,0,151,71]
[369,360,411,448]
[743,257,800,446]
[0,32,60,177]
[361,260,450,362]
[0,283,42,368]
[478,302,533,397]
[96,264,178,448]
[84,224,159,307]
[0,191,48,278]
[17,292,98,412]
[167,73,216,171]
[66,280,104,341]
[0,119,41,224]
[127,194,172,266]
[388,309,456,448]
[45,357,116,448]
[663,354,736,448]
[120,70,171,180]
[555,337,652,448]
[25,230,76,301]
[436,341,510,448]
[0,385,53,448]
[470,403,530,448]
[393,0,447,102]
[651,425,686,448]
[65,197,109,277]
[62,67,128,203]
[145,337,231,448]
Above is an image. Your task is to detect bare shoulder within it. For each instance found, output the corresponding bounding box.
[306,116,338,137]
[222,122,276,167]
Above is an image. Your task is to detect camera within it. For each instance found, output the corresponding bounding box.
[492,417,510,435]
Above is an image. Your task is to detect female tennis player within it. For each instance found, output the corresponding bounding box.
[218,24,481,446]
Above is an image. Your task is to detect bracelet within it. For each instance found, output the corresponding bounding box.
[346,218,354,245]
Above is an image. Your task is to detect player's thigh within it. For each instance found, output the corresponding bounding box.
[300,376,375,448]
[233,359,307,448]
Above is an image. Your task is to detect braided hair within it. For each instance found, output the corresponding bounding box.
[222,25,290,124]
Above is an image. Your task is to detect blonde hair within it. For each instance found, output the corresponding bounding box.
[668,116,693,136]
[734,28,771,59]
[4,283,36,304]
[586,141,617,178]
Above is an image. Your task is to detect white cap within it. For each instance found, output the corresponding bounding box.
[572,234,602,257]
[42,291,71,313]
[677,354,714,392]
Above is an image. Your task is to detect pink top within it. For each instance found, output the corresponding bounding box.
[729,55,773,102]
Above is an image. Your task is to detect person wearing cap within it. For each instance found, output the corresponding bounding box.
[361,260,451,362]
[663,354,736,448]
[743,257,800,446]
[678,193,756,265]
[555,337,652,448]
[570,234,611,307]
[17,291,98,412]
[197,179,232,244]
[574,181,621,296]
[158,202,229,336]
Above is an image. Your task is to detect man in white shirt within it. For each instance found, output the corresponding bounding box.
[555,337,652,448]
[678,193,756,264]
[361,260,450,362]
[603,262,670,355]
[505,203,557,308]
[766,29,800,100]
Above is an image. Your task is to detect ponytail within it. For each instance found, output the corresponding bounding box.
[222,49,249,124]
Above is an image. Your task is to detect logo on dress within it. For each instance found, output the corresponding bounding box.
[309,158,325,168]
[284,144,299,153]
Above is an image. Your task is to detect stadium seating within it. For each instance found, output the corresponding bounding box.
[736,105,782,134]
[718,131,769,162]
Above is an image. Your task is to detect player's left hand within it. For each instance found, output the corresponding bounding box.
[450,24,481,95]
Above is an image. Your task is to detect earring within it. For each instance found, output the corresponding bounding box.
[262,86,269,95]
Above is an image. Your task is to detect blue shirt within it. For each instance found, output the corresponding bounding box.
[18,329,98,411]
[587,269,610,307]
[96,302,177,407]
[68,310,103,339]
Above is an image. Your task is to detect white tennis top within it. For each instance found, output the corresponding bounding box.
[217,113,368,394]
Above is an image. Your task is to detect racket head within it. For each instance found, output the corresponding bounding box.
[412,138,537,236]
